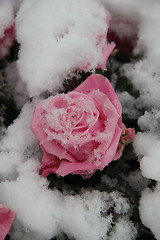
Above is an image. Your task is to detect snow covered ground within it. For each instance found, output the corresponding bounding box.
[0,0,160,239]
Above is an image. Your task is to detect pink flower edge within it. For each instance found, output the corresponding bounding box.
[74,74,122,115]
[0,203,16,240]
[0,24,15,59]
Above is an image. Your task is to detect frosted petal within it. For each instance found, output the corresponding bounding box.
[0,203,16,240]
[74,74,122,115]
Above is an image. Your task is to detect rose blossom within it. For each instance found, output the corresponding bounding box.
[31,74,135,178]
[0,203,16,240]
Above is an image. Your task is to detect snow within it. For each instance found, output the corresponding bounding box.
[5,62,29,109]
[134,111,160,181]
[118,91,140,119]
[109,217,137,240]
[0,102,39,181]
[139,183,160,240]
[0,0,14,38]
[128,170,151,193]
[122,61,160,110]
[16,0,111,96]
[1,0,160,239]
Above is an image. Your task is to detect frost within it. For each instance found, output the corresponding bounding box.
[109,217,137,240]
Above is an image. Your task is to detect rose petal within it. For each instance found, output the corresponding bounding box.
[88,118,104,134]
[74,74,122,115]
[42,140,77,163]
[103,43,115,64]
[99,43,115,69]
[31,102,76,163]
[56,160,97,177]
[67,140,100,162]
[89,89,121,157]
[39,152,60,177]
[99,121,122,168]
[0,203,16,240]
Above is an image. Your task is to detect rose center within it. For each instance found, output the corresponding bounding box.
[65,106,87,130]
[42,92,100,145]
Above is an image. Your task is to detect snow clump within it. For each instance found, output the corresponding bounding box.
[16,0,113,96]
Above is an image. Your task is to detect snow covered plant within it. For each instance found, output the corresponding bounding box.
[1,0,160,239]
[31,74,134,178]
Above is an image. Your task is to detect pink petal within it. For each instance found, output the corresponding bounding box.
[0,203,16,240]
[56,160,97,177]
[89,89,121,154]
[74,74,122,115]
[88,118,104,134]
[31,102,76,163]
[39,152,60,177]
[42,140,76,163]
[65,90,121,164]
[99,43,115,69]
[103,43,115,64]
[67,140,100,162]
[99,121,122,168]
[105,15,111,25]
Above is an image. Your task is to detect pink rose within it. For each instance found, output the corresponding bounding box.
[0,203,16,240]
[31,74,135,178]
